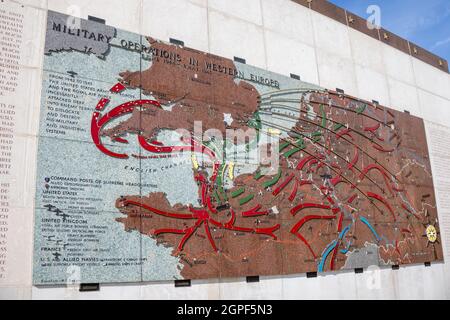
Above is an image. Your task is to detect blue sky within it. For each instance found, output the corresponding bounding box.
[329,0,450,62]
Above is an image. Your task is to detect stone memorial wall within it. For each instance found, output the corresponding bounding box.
[0,0,449,299]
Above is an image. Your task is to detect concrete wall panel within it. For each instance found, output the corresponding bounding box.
[141,0,208,51]
[261,0,314,46]
[264,30,319,84]
[48,0,142,34]
[208,9,266,68]
[208,0,262,26]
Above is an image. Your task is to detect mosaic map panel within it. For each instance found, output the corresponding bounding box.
[33,11,443,284]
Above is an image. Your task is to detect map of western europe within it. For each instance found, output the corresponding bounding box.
[33,11,443,285]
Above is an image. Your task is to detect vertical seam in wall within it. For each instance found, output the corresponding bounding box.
[354,271,359,298]
[139,0,143,35]
[206,0,211,53]
[393,266,400,299]
[374,29,394,109]
[206,3,267,68]
[381,49,449,106]
[342,12,360,98]
[408,39,424,115]
[27,2,50,291]
[409,53,424,118]
[308,8,321,86]
[381,45,394,110]
[259,0,269,70]
[370,14,394,111]
[345,10,389,105]
[311,8,358,95]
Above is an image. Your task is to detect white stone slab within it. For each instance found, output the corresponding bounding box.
[349,28,384,74]
[417,89,450,127]
[0,286,32,299]
[32,279,219,300]
[219,276,282,300]
[208,0,262,26]
[354,266,397,299]
[395,264,425,299]
[387,77,421,117]
[422,263,447,300]
[311,10,352,60]
[208,9,266,69]
[282,271,357,299]
[393,264,449,300]
[140,279,220,299]
[413,58,450,101]
[381,45,415,85]
[141,0,208,52]
[0,135,38,209]
[48,0,142,35]
[32,283,143,299]
[261,0,314,46]
[265,30,319,85]
[0,134,36,289]
[444,263,450,299]
[354,64,390,107]
[0,207,34,287]
[316,50,358,96]
[0,66,43,137]
[1,1,46,68]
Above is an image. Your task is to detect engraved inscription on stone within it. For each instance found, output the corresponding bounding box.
[45,11,116,59]
[0,5,23,283]
[427,122,450,258]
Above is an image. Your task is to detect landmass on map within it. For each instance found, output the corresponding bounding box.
[96,37,443,280]
[102,37,260,142]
